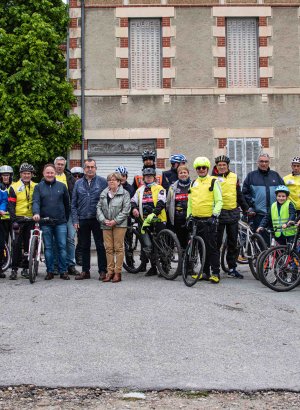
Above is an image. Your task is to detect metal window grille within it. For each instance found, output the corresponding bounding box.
[226,18,259,87]
[227,138,261,183]
[129,19,162,89]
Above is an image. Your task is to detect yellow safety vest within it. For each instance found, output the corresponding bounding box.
[283,174,300,211]
[56,173,68,187]
[271,200,296,237]
[189,176,216,218]
[10,180,37,217]
[137,184,167,222]
[217,172,238,210]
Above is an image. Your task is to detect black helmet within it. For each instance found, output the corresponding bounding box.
[142,167,156,176]
[142,150,156,161]
[215,155,230,164]
[19,163,35,173]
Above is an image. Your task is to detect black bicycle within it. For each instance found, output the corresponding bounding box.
[123,218,144,274]
[0,214,11,273]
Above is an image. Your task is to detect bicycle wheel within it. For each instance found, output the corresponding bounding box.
[28,236,38,284]
[123,228,144,273]
[220,240,229,273]
[1,242,10,272]
[156,229,182,280]
[258,246,300,292]
[182,236,206,287]
[248,233,267,280]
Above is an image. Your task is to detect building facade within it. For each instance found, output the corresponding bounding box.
[68,0,300,182]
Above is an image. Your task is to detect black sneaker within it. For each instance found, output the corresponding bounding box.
[21,269,29,279]
[0,270,6,279]
[228,269,244,279]
[68,265,80,276]
[9,270,18,280]
[145,267,157,277]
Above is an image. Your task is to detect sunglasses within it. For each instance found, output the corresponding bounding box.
[73,173,83,178]
[196,166,208,170]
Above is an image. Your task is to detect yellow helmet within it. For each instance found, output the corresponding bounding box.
[193,157,211,169]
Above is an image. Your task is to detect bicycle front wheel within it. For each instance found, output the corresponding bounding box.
[258,246,300,292]
[156,229,182,280]
[123,228,144,273]
[182,236,206,287]
[28,236,39,284]
[248,233,267,280]
[1,242,10,272]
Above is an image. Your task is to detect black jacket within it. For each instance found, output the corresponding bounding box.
[64,168,76,198]
[162,168,178,191]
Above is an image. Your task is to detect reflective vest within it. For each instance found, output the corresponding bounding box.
[283,174,300,210]
[10,180,37,217]
[217,172,237,210]
[271,200,296,237]
[189,176,217,218]
[137,184,167,222]
[134,174,162,189]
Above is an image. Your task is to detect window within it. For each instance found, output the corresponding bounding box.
[227,138,261,183]
[226,18,259,87]
[129,19,162,89]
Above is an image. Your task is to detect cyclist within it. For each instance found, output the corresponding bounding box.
[166,165,190,249]
[212,155,249,279]
[187,157,223,283]
[132,150,162,191]
[8,163,37,280]
[162,154,187,191]
[71,166,84,181]
[257,185,296,245]
[0,186,8,278]
[71,166,84,266]
[131,167,167,276]
[283,157,300,218]
[115,166,134,198]
[0,165,14,243]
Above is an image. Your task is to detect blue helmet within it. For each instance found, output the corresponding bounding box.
[115,166,128,175]
[275,185,290,195]
[170,154,187,164]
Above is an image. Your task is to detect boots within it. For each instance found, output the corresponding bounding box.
[75,271,90,280]
[112,272,121,283]
[102,273,115,282]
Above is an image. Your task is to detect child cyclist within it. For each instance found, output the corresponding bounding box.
[257,185,297,245]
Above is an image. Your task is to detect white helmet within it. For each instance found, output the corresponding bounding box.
[0,165,13,175]
[291,156,300,164]
[71,167,84,175]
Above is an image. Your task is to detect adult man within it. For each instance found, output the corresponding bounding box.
[33,164,70,280]
[187,157,223,283]
[212,155,249,279]
[132,150,162,191]
[8,163,36,280]
[283,157,300,217]
[242,153,284,233]
[54,156,78,275]
[71,166,84,266]
[71,158,107,280]
[0,165,13,243]
[162,154,187,191]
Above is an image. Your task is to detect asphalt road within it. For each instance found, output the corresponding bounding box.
[0,261,299,391]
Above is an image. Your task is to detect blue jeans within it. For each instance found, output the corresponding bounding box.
[42,224,67,274]
[53,215,76,269]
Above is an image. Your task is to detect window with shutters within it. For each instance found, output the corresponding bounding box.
[227,138,261,183]
[129,19,162,89]
[226,18,259,88]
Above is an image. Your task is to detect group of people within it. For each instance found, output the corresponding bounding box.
[0,150,300,284]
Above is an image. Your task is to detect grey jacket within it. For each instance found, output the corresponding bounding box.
[96,185,131,229]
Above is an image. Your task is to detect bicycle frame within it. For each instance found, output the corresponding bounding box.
[28,222,43,263]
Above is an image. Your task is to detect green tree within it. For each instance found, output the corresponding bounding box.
[0,0,81,172]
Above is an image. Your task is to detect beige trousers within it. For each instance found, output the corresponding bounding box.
[103,227,127,275]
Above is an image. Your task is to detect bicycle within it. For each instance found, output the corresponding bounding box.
[141,217,182,280]
[182,217,206,287]
[257,224,300,292]
[123,218,144,274]
[221,217,267,279]
[0,214,11,273]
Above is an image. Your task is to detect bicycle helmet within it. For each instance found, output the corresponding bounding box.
[215,155,230,164]
[170,154,187,164]
[142,167,156,176]
[0,165,13,175]
[142,150,156,161]
[19,163,35,173]
[291,156,300,164]
[193,157,211,169]
[275,185,290,195]
[71,167,84,175]
[115,166,128,175]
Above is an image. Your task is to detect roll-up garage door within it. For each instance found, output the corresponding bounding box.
[94,155,143,184]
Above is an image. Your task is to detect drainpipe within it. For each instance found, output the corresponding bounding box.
[81,0,85,167]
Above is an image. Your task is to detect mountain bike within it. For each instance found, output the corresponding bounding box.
[123,218,144,273]
[0,217,11,273]
[182,217,206,287]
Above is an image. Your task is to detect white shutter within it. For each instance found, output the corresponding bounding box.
[227,18,258,87]
[94,156,142,182]
[130,19,161,89]
[227,138,261,183]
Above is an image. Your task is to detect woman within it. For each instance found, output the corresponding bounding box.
[166,165,190,250]
[97,172,131,283]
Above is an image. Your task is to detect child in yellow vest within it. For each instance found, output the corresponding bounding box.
[257,185,296,245]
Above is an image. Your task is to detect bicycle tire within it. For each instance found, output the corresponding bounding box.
[182,235,206,287]
[220,240,229,273]
[248,233,267,280]
[221,236,248,274]
[156,229,182,280]
[1,242,10,272]
[28,236,38,284]
[123,228,144,273]
[258,246,300,292]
